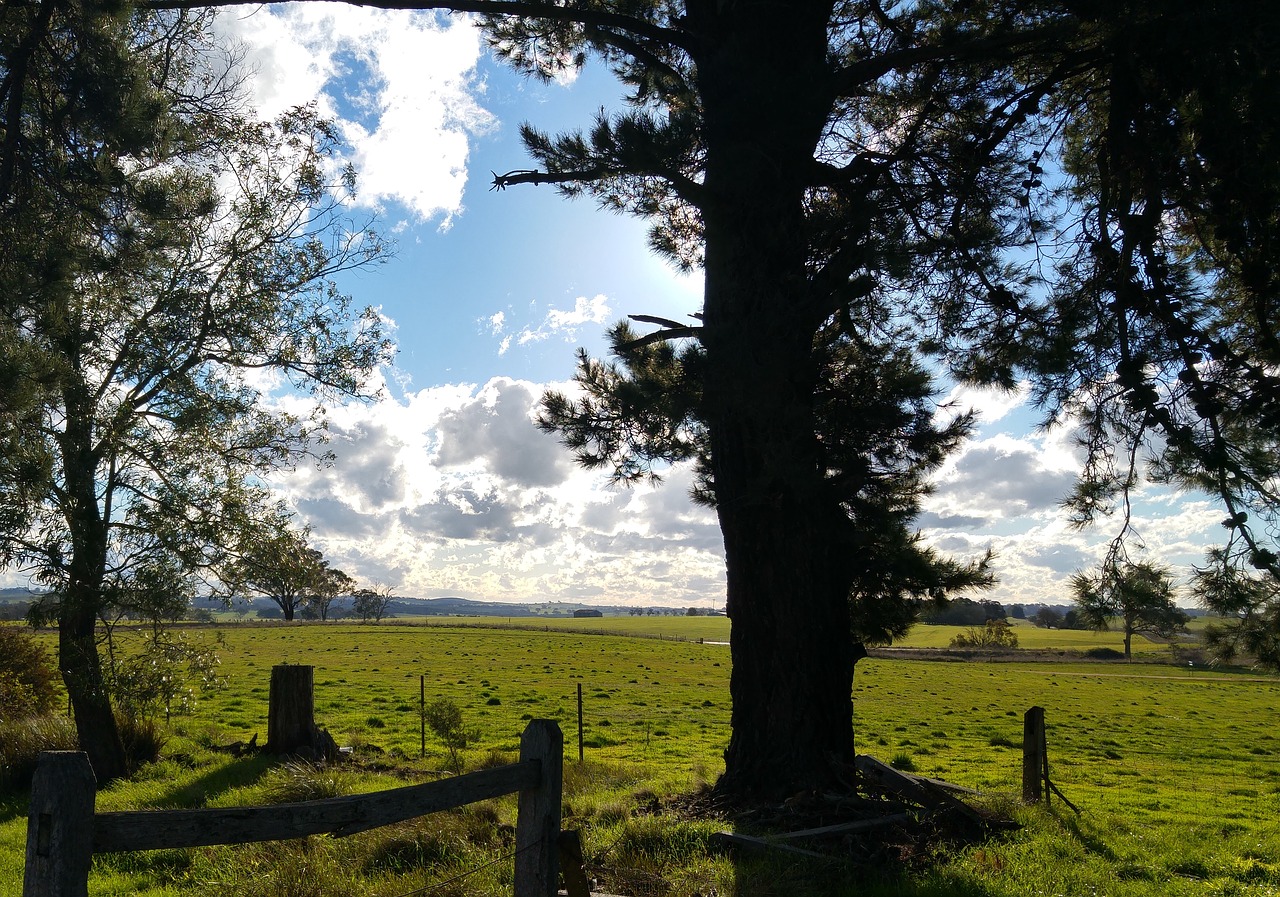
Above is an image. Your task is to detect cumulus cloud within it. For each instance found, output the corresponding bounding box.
[938,380,1031,426]
[435,380,570,486]
[490,295,612,355]
[267,377,726,606]
[929,434,1078,521]
[215,6,493,223]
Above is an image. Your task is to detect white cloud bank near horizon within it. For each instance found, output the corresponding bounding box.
[261,371,1226,609]
[270,375,728,607]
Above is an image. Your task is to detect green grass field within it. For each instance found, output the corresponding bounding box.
[397,612,1193,656]
[3,619,1278,896]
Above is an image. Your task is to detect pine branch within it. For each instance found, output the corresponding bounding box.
[141,0,694,53]
[489,168,603,190]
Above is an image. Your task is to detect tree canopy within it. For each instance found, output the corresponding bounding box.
[0,5,390,780]
[1072,561,1189,660]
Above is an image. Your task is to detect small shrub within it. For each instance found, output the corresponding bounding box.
[890,751,918,772]
[423,698,476,775]
[0,625,60,719]
[950,619,1019,651]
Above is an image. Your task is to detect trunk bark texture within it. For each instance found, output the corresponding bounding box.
[58,379,129,783]
[692,1,857,798]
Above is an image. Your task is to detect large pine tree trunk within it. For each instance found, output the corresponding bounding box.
[693,1,856,798]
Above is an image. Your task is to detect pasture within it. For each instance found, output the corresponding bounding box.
[3,619,1278,896]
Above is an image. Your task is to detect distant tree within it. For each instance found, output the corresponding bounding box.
[1060,608,1086,631]
[950,619,1018,651]
[308,567,355,622]
[1072,562,1190,660]
[921,597,989,628]
[1032,608,1063,630]
[685,607,701,616]
[353,585,394,624]
[232,527,332,623]
[1010,605,1026,620]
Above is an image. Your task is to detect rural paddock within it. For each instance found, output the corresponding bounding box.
[4,620,1277,896]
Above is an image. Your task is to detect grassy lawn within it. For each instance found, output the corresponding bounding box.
[4,620,1278,896]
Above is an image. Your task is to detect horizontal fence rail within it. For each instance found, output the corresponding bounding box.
[25,719,562,897]
[94,761,540,850]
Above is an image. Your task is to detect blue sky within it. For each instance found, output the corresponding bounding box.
[196,6,1223,609]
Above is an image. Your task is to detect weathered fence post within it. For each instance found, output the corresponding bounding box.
[24,752,96,897]
[514,719,563,897]
[1022,705,1048,804]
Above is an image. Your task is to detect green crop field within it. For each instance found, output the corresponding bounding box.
[3,620,1278,896]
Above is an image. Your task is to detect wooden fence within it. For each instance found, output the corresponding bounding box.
[23,719,562,897]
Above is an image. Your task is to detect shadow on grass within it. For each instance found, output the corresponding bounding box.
[1059,811,1118,861]
[0,794,27,827]
[147,752,275,809]
[713,851,1005,897]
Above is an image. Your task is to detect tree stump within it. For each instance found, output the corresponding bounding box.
[266,665,337,760]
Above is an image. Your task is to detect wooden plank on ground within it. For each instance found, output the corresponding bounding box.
[855,756,987,830]
[710,831,831,860]
[771,812,915,840]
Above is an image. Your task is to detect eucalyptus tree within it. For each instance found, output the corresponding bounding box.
[0,7,391,781]
[230,525,337,622]
[1071,561,1188,660]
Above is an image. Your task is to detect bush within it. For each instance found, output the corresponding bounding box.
[950,619,1019,651]
[118,712,168,771]
[0,715,77,792]
[0,624,60,719]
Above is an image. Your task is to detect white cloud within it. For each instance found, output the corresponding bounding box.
[938,380,1031,426]
[215,6,493,224]
[269,377,726,606]
[491,294,613,352]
